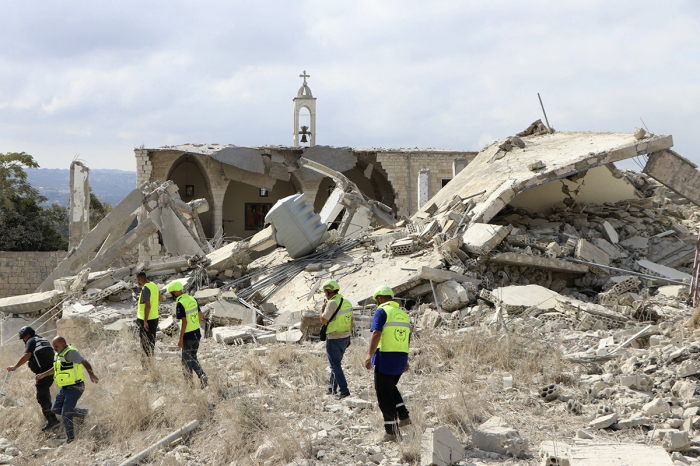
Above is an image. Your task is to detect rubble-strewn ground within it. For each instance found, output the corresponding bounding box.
[3,130,700,465]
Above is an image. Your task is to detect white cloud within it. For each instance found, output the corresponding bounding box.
[0,0,698,169]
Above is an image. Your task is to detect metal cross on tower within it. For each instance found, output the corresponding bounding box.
[299,70,310,85]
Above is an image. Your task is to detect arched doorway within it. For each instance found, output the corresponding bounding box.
[222,179,297,240]
[167,155,214,238]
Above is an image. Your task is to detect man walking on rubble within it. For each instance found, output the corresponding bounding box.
[136,272,161,358]
[36,336,99,444]
[6,326,60,431]
[320,280,353,399]
[364,285,411,442]
[166,281,208,388]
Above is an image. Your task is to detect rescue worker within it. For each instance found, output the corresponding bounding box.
[320,279,353,399]
[364,285,411,442]
[167,281,208,388]
[136,272,161,358]
[36,336,99,444]
[6,326,60,431]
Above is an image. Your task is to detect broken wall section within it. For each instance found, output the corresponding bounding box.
[0,251,66,298]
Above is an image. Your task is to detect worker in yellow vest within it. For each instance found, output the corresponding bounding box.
[136,272,161,357]
[364,285,411,442]
[36,336,99,444]
[320,279,353,399]
[166,281,208,388]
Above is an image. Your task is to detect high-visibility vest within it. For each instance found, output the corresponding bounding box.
[177,293,200,333]
[138,282,160,320]
[326,294,353,335]
[377,301,410,353]
[53,344,84,387]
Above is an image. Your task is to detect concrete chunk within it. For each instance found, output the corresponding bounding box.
[663,431,690,452]
[568,443,674,465]
[421,426,464,466]
[418,266,481,286]
[602,221,619,244]
[488,252,588,274]
[461,223,512,255]
[472,416,528,457]
[637,260,691,281]
[575,239,610,266]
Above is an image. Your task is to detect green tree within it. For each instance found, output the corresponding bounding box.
[0,152,69,251]
[89,189,112,226]
[0,196,68,251]
[0,152,40,219]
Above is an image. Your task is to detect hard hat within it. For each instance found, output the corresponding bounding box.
[322,280,340,292]
[166,281,184,293]
[373,285,394,300]
[18,326,35,339]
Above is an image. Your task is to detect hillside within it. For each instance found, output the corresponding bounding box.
[26,168,136,207]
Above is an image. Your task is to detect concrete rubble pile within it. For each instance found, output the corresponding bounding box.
[5,122,700,464]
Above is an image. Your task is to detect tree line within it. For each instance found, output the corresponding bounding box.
[0,152,111,251]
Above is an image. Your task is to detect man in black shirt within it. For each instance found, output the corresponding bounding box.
[6,326,60,431]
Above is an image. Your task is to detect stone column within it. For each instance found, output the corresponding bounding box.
[300,179,324,208]
[453,157,467,177]
[417,169,430,209]
[69,161,90,250]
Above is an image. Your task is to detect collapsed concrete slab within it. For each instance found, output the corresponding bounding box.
[413,131,673,226]
[0,290,65,314]
[486,285,560,313]
[644,149,700,208]
[637,260,691,281]
[488,252,588,274]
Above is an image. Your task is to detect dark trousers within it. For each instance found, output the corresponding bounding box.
[51,383,85,441]
[36,376,57,421]
[182,339,205,380]
[374,368,410,434]
[326,337,350,395]
[137,318,159,357]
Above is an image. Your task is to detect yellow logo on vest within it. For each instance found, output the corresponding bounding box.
[394,327,408,342]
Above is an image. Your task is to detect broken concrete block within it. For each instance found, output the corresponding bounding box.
[420,426,464,466]
[620,235,649,250]
[420,310,442,329]
[193,289,221,304]
[490,285,560,313]
[209,300,256,326]
[637,260,691,281]
[589,413,619,430]
[617,416,652,429]
[435,280,469,312]
[568,443,675,465]
[672,381,696,400]
[461,223,512,255]
[663,431,690,452]
[592,237,623,260]
[619,375,653,391]
[643,398,671,416]
[418,266,480,286]
[566,399,582,415]
[678,360,698,378]
[539,384,560,402]
[528,161,544,171]
[602,221,619,244]
[488,252,588,274]
[539,440,570,466]
[276,329,303,343]
[56,315,100,349]
[575,239,610,266]
[472,416,527,457]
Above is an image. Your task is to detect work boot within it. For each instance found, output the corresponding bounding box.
[41,411,60,431]
[336,392,350,400]
[398,417,412,427]
[74,408,89,417]
[200,374,208,389]
[382,432,397,442]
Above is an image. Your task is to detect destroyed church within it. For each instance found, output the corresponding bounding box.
[4,72,700,464]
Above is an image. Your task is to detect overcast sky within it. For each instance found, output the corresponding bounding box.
[1,1,698,171]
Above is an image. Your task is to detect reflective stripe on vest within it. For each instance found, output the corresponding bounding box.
[326,294,353,335]
[137,282,160,320]
[377,301,410,353]
[177,293,200,333]
[31,336,52,369]
[53,344,84,387]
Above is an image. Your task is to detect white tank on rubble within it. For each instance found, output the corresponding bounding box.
[265,193,330,259]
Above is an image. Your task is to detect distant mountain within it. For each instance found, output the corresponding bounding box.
[26,168,136,207]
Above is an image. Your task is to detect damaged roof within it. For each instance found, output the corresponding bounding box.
[415,131,674,225]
